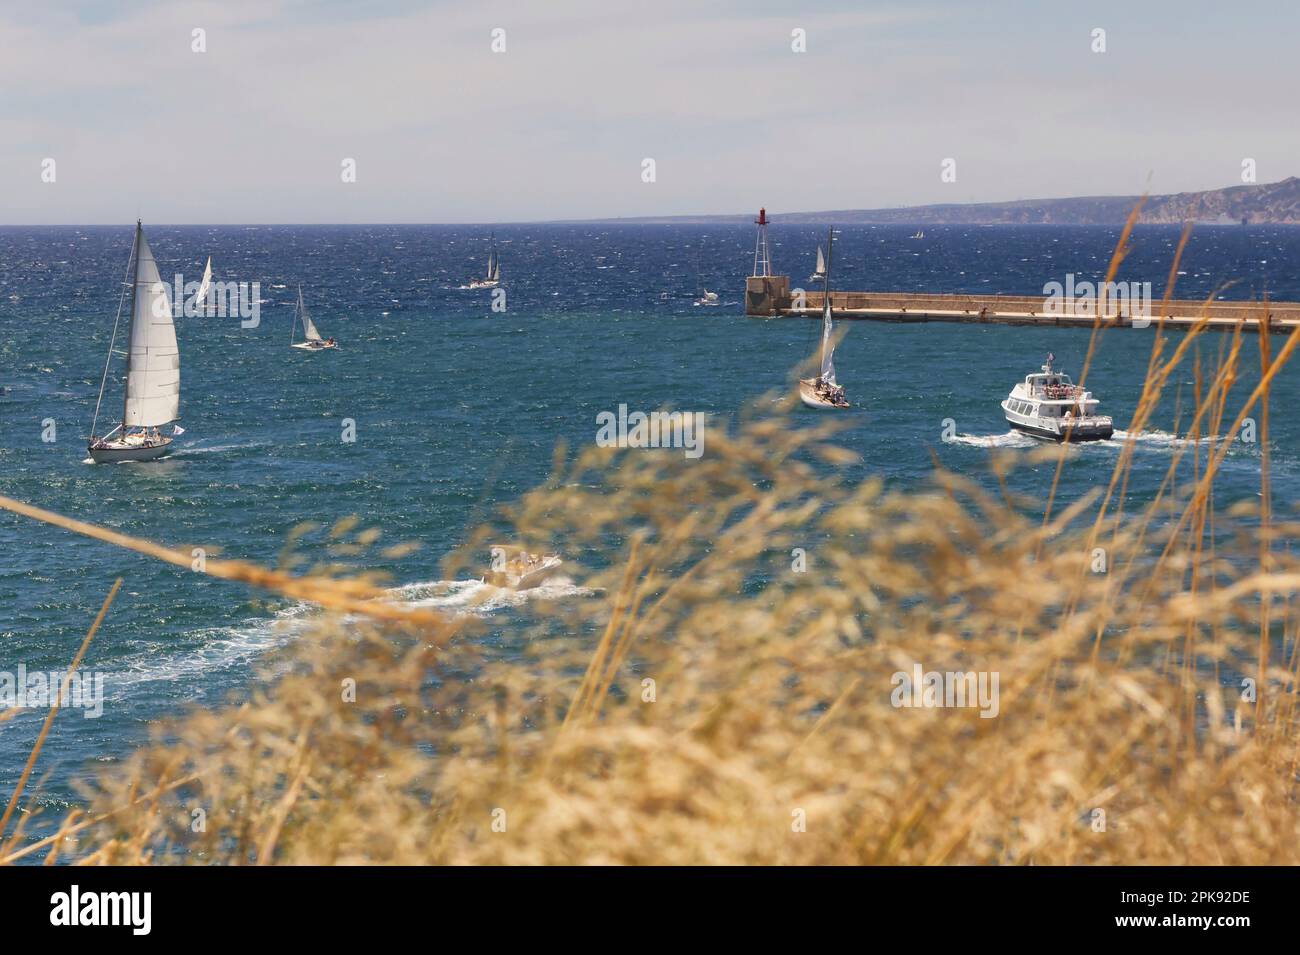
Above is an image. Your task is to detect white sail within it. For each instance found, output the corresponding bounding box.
[300,294,323,341]
[814,245,825,275]
[491,258,500,282]
[124,228,180,427]
[819,294,836,384]
[195,256,212,311]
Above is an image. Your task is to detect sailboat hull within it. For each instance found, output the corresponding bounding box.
[799,378,849,409]
[88,436,174,464]
[292,341,338,350]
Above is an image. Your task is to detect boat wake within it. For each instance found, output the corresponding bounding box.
[944,431,1039,449]
[386,576,594,615]
[172,439,272,456]
[103,602,313,700]
[947,428,1231,451]
[100,574,591,697]
[1109,429,1224,450]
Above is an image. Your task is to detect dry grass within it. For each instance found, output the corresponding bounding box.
[2,246,1299,866]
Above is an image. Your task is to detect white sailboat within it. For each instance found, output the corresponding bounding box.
[808,244,826,282]
[798,227,849,409]
[290,286,338,350]
[463,236,501,289]
[693,243,720,306]
[87,221,182,463]
[911,230,925,239]
[194,255,213,315]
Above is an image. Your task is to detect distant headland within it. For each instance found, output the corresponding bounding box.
[595,177,1300,226]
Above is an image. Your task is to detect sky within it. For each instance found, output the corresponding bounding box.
[2,0,1297,224]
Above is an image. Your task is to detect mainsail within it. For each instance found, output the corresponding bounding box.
[819,228,836,384]
[123,226,180,427]
[195,256,212,312]
[298,288,322,341]
[819,294,836,384]
[814,245,826,276]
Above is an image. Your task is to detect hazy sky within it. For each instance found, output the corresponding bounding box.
[3,0,1297,224]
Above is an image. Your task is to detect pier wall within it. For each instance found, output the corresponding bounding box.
[744,275,791,316]
[747,281,1300,333]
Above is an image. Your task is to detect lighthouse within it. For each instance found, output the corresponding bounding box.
[744,207,790,316]
[752,207,772,277]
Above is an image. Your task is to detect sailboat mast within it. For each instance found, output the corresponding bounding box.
[821,226,833,368]
[90,226,138,441]
[121,220,144,431]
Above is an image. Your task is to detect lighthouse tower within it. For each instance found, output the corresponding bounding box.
[752,207,772,277]
[744,206,790,316]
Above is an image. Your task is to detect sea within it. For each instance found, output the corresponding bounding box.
[1,222,1297,847]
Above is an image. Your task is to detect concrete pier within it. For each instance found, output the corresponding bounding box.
[743,276,1300,334]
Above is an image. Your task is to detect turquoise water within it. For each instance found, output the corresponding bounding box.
[1,223,1297,838]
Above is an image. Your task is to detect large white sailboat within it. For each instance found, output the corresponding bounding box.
[290,286,338,350]
[87,222,183,463]
[798,227,849,409]
[462,236,501,289]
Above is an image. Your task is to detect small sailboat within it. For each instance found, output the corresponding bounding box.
[911,230,925,239]
[808,244,826,282]
[799,227,849,409]
[87,221,183,463]
[463,236,502,289]
[194,255,213,315]
[692,244,720,306]
[289,286,338,350]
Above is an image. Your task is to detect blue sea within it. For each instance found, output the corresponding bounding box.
[1,222,1297,846]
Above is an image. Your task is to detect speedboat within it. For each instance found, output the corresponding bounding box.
[485,550,563,590]
[1001,355,1113,442]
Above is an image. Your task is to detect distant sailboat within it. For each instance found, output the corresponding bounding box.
[693,243,720,306]
[798,227,849,409]
[809,244,826,282]
[463,235,502,289]
[195,256,213,315]
[911,230,925,239]
[87,221,182,463]
[290,286,338,350]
